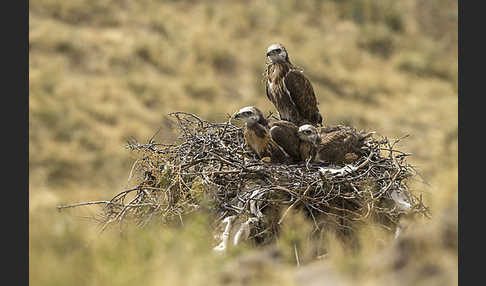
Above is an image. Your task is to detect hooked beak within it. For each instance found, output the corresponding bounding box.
[266,50,278,57]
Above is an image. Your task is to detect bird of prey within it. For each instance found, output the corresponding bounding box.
[264,43,323,127]
[232,106,302,163]
[297,124,373,165]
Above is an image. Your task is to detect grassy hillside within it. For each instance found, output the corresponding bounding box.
[29,0,457,285]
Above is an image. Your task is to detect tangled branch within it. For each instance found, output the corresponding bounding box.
[57,112,429,248]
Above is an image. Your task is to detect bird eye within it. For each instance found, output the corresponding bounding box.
[274,48,282,53]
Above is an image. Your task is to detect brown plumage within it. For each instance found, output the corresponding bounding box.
[264,43,323,127]
[298,138,317,164]
[297,124,373,165]
[268,120,302,163]
[233,106,292,163]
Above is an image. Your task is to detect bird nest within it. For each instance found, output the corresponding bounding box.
[58,112,429,250]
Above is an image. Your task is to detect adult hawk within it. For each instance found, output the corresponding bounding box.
[264,43,323,127]
[232,106,302,163]
[297,124,373,165]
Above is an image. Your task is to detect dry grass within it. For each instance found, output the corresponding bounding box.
[29,0,457,285]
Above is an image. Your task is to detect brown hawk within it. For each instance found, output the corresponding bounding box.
[264,43,323,127]
[297,124,373,165]
[233,106,302,163]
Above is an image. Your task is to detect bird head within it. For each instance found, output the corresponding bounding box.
[232,106,264,124]
[297,124,322,146]
[266,43,289,63]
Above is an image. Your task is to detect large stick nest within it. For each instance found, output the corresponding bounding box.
[58,112,429,248]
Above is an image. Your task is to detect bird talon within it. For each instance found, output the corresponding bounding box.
[261,157,272,163]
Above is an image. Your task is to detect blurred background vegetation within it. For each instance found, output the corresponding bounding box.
[29,0,457,285]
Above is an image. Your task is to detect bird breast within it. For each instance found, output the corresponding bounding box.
[299,141,314,161]
[244,127,269,158]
